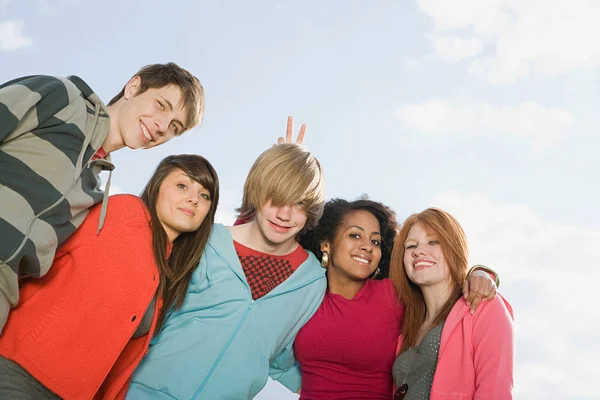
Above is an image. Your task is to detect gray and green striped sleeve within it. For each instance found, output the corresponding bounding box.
[0,75,72,143]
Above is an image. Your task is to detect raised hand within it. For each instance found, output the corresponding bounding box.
[276,116,306,145]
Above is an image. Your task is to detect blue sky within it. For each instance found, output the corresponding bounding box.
[1,1,599,399]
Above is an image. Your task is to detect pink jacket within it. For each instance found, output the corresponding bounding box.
[396,295,514,399]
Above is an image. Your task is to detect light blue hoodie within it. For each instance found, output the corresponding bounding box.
[127,223,327,399]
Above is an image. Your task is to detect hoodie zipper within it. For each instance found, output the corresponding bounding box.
[190,248,324,399]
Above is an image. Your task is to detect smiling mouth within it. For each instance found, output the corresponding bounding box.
[351,256,370,265]
[141,122,154,142]
[414,261,435,270]
[268,220,292,232]
[178,208,194,216]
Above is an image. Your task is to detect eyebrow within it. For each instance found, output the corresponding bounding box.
[178,173,194,182]
[348,225,381,236]
[179,173,209,190]
[160,96,186,131]
[405,234,436,243]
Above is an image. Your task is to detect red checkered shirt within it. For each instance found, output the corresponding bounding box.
[234,241,308,300]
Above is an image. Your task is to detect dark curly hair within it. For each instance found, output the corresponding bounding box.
[299,196,399,279]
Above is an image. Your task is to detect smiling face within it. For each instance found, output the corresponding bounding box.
[114,77,188,150]
[156,168,212,243]
[253,199,308,252]
[323,209,382,283]
[403,222,450,288]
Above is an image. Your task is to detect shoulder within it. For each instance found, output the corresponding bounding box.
[88,194,150,226]
[473,294,514,322]
[448,294,514,334]
[1,75,84,112]
[365,278,397,300]
[368,278,404,315]
[2,75,75,95]
[301,250,324,270]
[207,223,231,244]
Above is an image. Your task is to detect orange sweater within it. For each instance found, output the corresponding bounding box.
[0,195,161,400]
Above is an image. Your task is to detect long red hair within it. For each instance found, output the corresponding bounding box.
[390,208,469,353]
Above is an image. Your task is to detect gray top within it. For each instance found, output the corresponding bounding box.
[0,356,60,399]
[392,323,444,400]
[132,296,157,339]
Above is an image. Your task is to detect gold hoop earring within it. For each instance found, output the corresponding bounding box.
[321,251,329,268]
[371,267,380,278]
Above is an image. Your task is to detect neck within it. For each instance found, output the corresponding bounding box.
[327,268,366,300]
[102,104,125,153]
[420,281,453,323]
[230,221,297,255]
[162,224,178,244]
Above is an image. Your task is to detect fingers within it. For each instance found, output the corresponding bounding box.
[482,282,497,301]
[286,116,293,143]
[462,280,469,300]
[296,124,306,144]
[277,136,284,145]
[465,282,495,315]
[469,295,482,315]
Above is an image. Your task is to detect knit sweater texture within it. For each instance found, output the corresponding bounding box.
[0,195,160,400]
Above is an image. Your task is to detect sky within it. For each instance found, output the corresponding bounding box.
[1,0,599,399]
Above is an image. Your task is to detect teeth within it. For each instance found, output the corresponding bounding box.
[415,261,434,268]
[141,124,153,141]
[352,256,369,264]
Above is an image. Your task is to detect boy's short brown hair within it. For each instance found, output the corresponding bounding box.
[107,62,204,132]
[238,143,326,230]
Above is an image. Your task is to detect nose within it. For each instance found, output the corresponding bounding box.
[186,192,199,206]
[154,115,169,134]
[276,204,292,221]
[360,239,373,252]
[412,243,427,257]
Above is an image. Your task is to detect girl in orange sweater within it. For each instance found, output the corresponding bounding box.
[0,154,219,400]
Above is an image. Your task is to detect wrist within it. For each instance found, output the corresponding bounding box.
[468,264,500,288]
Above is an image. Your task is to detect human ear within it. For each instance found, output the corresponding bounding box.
[123,76,142,100]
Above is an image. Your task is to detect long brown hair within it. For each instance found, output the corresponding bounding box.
[389,208,468,353]
[140,154,219,332]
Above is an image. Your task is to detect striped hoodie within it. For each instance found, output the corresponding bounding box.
[0,74,113,306]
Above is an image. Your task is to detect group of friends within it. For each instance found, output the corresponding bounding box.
[0,62,514,399]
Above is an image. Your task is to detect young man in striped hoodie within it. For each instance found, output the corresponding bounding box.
[0,62,205,334]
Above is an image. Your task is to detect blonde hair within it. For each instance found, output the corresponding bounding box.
[237,143,325,229]
[389,208,469,353]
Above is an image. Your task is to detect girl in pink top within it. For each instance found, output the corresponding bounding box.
[390,208,514,400]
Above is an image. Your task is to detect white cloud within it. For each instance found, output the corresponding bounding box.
[430,190,600,399]
[396,99,573,150]
[418,0,600,83]
[429,35,484,62]
[0,20,33,51]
